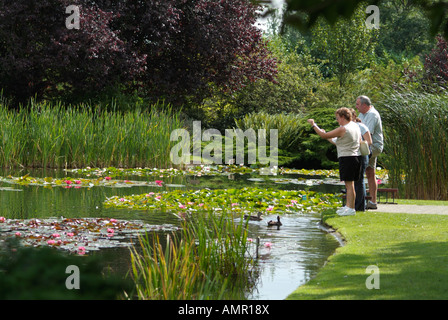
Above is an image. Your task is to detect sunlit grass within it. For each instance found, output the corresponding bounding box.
[287,211,448,300]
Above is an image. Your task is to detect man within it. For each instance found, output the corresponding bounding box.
[356,95,383,209]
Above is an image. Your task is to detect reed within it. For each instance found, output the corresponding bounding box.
[379,91,448,200]
[0,99,184,169]
[235,111,305,151]
[128,211,256,300]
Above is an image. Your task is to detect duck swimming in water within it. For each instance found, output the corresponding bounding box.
[244,211,263,221]
[267,215,282,227]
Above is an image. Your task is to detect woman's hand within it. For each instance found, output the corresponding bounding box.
[307,119,315,126]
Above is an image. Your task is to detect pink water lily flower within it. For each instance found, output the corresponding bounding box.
[0,217,5,223]
[264,242,272,248]
[107,228,114,233]
[155,180,163,186]
[15,232,21,237]
[65,180,72,185]
[179,204,186,209]
[77,246,86,255]
[74,180,82,184]
[105,176,112,180]
[47,240,56,245]
[52,233,60,238]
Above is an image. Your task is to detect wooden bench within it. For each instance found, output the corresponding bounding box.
[367,188,399,204]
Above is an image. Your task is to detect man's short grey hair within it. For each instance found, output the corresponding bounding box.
[357,95,371,106]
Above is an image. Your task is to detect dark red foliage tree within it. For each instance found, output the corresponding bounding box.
[0,0,146,106]
[0,0,277,107]
[97,0,278,105]
[423,35,448,87]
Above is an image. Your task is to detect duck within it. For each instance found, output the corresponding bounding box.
[267,215,282,227]
[244,211,263,221]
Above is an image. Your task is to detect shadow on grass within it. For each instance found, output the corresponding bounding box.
[288,240,448,300]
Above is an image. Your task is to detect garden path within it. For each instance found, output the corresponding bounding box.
[374,204,448,215]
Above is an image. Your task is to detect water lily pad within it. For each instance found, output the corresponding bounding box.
[0,217,180,254]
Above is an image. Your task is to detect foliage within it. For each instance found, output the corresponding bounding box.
[194,35,321,130]
[280,0,448,41]
[104,187,341,214]
[310,5,379,86]
[423,35,448,89]
[0,238,130,299]
[375,0,435,59]
[128,211,255,300]
[235,112,305,151]
[0,0,277,107]
[0,100,184,169]
[378,91,448,200]
[228,36,321,114]
[0,0,146,106]
[113,0,278,106]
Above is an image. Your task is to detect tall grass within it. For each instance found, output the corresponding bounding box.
[0,100,184,169]
[128,212,257,300]
[235,111,305,151]
[379,91,448,200]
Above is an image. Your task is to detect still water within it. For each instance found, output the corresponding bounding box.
[0,168,342,300]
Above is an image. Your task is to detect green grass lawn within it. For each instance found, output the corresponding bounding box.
[287,210,448,300]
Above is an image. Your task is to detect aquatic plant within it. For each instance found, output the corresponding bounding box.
[0,174,166,189]
[0,100,183,169]
[0,216,179,255]
[379,91,448,200]
[104,187,341,214]
[128,210,256,300]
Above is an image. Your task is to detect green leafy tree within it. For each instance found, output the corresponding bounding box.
[310,5,378,86]
[375,0,434,59]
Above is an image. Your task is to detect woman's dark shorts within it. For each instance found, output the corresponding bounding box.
[339,156,362,182]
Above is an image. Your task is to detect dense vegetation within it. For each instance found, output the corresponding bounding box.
[0,0,446,199]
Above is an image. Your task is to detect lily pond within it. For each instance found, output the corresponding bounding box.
[0,165,369,299]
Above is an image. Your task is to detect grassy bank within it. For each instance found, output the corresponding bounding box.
[287,210,448,300]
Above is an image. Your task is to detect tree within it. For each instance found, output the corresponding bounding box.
[310,5,378,86]
[0,0,277,107]
[107,0,278,106]
[0,0,146,106]
[274,0,448,41]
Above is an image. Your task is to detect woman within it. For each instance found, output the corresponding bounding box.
[307,108,362,216]
[350,108,372,211]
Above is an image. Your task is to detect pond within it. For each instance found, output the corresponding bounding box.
[0,166,344,300]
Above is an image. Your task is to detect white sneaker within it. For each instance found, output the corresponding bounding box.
[336,206,349,214]
[337,207,356,216]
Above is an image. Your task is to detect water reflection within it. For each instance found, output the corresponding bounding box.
[0,168,342,300]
